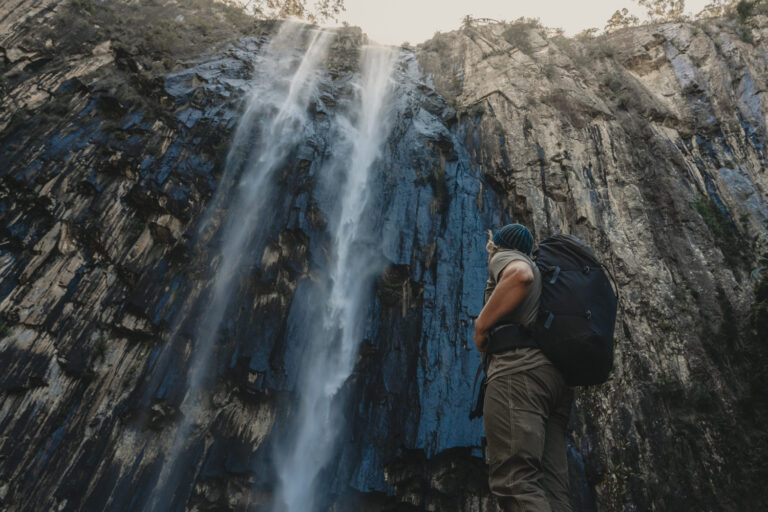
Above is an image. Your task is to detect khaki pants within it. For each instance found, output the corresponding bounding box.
[483,363,574,512]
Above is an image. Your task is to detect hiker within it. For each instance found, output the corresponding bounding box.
[474,223,574,512]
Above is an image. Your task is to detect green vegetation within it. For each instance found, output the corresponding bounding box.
[501,18,541,55]
[691,192,753,268]
[679,231,768,502]
[740,27,755,42]
[422,31,450,53]
[752,262,768,337]
[736,0,759,21]
[551,35,590,67]
[747,223,768,389]
[627,0,764,23]
[542,62,556,80]
[701,0,768,22]
[461,15,475,31]
[605,8,640,33]
[673,285,689,302]
[45,0,346,61]
[127,216,147,241]
[653,373,686,406]
[27,0,348,126]
[746,429,768,478]
[70,0,96,13]
[92,335,109,363]
[44,0,261,71]
[688,379,717,411]
[602,460,632,505]
[247,0,344,23]
[635,0,686,22]
[587,34,618,59]
[652,373,717,415]
[0,320,11,339]
[597,1,768,38]
[733,252,768,491]
[125,363,139,382]
[597,70,642,113]
[699,287,739,368]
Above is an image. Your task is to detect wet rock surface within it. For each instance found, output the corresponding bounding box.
[1,2,767,511]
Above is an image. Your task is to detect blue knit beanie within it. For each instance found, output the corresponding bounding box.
[493,224,533,255]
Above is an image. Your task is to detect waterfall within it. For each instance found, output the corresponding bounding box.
[273,45,399,512]
[196,21,332,241]
[146,21,334,510]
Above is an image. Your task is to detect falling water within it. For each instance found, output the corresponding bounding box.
[147,21,334,510]
[273,45,399,512]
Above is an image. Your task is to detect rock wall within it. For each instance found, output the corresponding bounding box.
[418,16,768,511]
[1,1,767,511]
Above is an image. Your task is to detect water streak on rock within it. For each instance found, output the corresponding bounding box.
[273,44,399,512]
[146,21,334,510]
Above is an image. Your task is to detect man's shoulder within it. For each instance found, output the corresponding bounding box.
[490,249,535,282]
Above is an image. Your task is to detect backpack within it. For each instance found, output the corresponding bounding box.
[533,234,618,386]
[470,233,618,419]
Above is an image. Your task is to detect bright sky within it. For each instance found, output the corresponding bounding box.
[340,0,713,45]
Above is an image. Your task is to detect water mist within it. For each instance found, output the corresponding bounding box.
[273,45,399,512]
[146,21,334,510]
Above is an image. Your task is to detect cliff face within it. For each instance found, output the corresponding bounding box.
[418,17,768,511]
[1,1,767,511]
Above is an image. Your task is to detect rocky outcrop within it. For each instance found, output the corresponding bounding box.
[419,17,768,511]
[1,1,767,511]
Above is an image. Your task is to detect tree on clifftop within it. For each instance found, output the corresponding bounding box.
[697,0,734,17]
[242,0,345,23]
[635,0,686,21]
[605,8,640,32]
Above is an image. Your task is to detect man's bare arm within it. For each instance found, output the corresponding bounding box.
[474,259,534,351]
